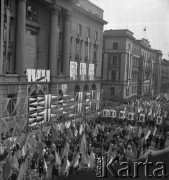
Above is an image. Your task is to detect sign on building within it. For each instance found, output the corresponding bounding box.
[27,69,50,82]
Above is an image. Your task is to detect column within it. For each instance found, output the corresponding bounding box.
[49,5,60,76]
[63,10,72,76]
[16,0,26,74]
[0,0,4,74]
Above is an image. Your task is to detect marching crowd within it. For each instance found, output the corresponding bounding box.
[0,96,169,179]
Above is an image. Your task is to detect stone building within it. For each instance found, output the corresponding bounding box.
[0,0,107,114]
[102,29,162,101]
[161,59,169,93]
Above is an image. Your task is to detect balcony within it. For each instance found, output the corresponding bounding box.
[69,75,100,82]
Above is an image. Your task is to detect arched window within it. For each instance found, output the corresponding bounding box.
[84,84,89,92]
[92,84,96,90]
[74,84,80,102]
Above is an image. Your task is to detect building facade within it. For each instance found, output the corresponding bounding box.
[102,29,162,101]
[0,0,107,115]
[161,59,169,93]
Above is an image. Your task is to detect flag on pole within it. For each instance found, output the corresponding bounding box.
[145,130,151,140]
[153,126,157,136]
[143,27,146,31]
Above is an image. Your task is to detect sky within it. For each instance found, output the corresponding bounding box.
[90,0,169,59]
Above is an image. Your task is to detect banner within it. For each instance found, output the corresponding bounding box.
[89,64,94,80]
[80,63,86,76]
[109,110,116,118]
[119,111,125,120]
[128,112,134,121]
[27,69,50,82]
[70,61,77,79]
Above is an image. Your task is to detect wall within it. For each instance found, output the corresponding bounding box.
[72,8,103,77]
[36,3,50,69]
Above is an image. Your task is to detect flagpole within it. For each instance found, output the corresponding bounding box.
[145,30,146,39]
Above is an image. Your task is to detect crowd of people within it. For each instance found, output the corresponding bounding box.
[0,95,169,180]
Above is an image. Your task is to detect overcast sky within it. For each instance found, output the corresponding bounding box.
[90,0,169,59]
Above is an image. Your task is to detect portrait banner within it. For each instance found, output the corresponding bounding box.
[80,63,87,76]
[70,61,77,79]
[88,64,94,80]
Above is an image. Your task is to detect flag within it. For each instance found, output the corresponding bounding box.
[79,154,89,170]
[74,128,78,137]
[12,152,19,170]
[138,126,143,138]
[88,151,95,169]
[62,141,70,159]
[153,126,157,136]
[17,163,24,180]
[51,124,58,142]
[62,156,70,175]
[38,141,44,158]
[80,134,87,156]
[66,128,73,142]
[92,125,98,137]
[143,27,146,31]
[79,124,84,135]
[55,151,61,165]
[145,130,151,140]
[3,156,12,179]
[72,154,80,168]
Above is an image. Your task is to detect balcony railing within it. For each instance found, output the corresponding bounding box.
[70,75,99,81]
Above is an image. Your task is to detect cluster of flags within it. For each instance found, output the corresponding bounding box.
[0,89,102,135]
[0,97,28,136]
[28,89,102,127]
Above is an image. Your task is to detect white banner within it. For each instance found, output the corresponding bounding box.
[80,63,86,76]
[27,69,50,82]
[89,64,94,80]
[70,61,77,79]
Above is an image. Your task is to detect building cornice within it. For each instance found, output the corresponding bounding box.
[73,5,107,25]
[104,34,135,41]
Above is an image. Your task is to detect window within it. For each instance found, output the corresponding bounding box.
[110,55,118,65]
[113,42,118,50]
[4,0,11,8]
[93,44,96,60]
[111,87,115,96]
[77,24,82,35]
[111,71,116,81]
[126,87,129,96]
[113,55,118,65]
[85,42,88,58]
[26,4,38,23]
[87,27,90,38]
[75,39,80,57]
[95,31,98,41]
[128,43,131,50]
